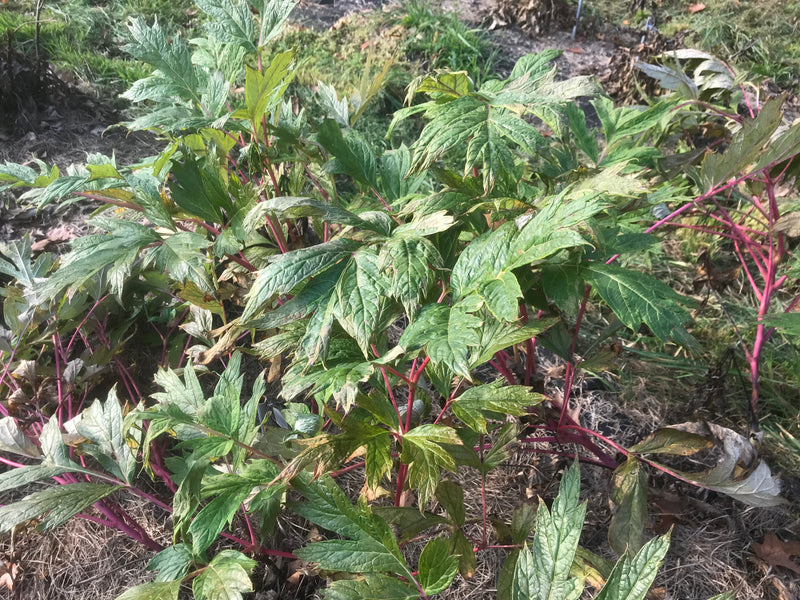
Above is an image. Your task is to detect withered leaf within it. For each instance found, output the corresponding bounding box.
[774,212,800,237]
[636,421,784,507]
[753,532,800,574]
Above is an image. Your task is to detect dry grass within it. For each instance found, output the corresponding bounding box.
[0,494,172,600]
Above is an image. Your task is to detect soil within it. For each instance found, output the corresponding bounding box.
[1,1,799,600]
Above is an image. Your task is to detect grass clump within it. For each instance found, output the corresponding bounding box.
[396,0,500,85]
[0,0,198,90]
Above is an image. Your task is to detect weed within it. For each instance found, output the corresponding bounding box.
[396,0,500,85]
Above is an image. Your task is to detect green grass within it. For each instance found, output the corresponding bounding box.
[1,0,197,91]
[396,0,499,86]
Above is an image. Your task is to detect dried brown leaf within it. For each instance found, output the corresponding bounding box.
[753,533,800,574]
[0,561,18,591]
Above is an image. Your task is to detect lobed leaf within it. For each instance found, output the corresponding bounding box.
[595,534,670,600]
[323,573,419,600]
[0,483,122,534]
[608,457,647,557]
[400,425,462,505]
[583,263,689,341]
[115,581,181,600]
[192,550,256,600]
[242,239,358,323]
[418,537,459,595]
[293,476,413,578]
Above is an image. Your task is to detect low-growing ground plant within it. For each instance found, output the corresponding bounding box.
[0,0,795,599]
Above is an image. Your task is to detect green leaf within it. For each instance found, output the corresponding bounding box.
[0,464,68,494]
[39,219,160,300]
[436,480,465,526]
[378,236,441,316]
[472,319,558,368]
[414,71,474,99]
[507,194,603,270]
[450,528,477,578]
[242,239,358,322]
[318,119,378,189]
[479,271,523,321]
[192,550,256,600]
[115,580,181,600]
[410,96,539,192]
[145,231,213,293]
[0,417,41,458]
[509,50,561,81]
[451,224,515,299]
[700,96,783,190]
[399,302,481,379]
[582,263,689,341]
[152,362,206,419]
[513,462,585,600]
[196,0,256,53]
[563,103,599,163]
[511,502,537,544]
[482,422,519,473]
[334,249,385,356]
[0,483,122,534]
[379,145,426,201]
[418,537,459,595]
[258,196,367,228]
[123,18,202,105]
[169,154,233,223]
[293,476,413,577]
[39,416,72,467]
[401,425,462,505]
[147,544,194,582]
[595,534,670,600]
[298,291,338,366]
[125,173,175,230]
[0,235,51,288]
[365,431,393,491]
[452,383,545,433]
[608,457,647,557]
[323,573,419,600]
[761,312,800,336]
[372,507,450,542]
[74,389,137,484]
[242,50,294,136]
[356,390,400,431]
[250,0,295,47]
[190,483,253,554]
[251,261,348,330]
[592,97,674,147]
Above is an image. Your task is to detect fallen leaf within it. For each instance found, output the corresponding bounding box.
[774,212,800,237]
[31,224,78,251]
[753,533,800,574]
[267,355,282,384]
[0,561,18,591]
[688,3,706,12]
[652,495,683,534]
